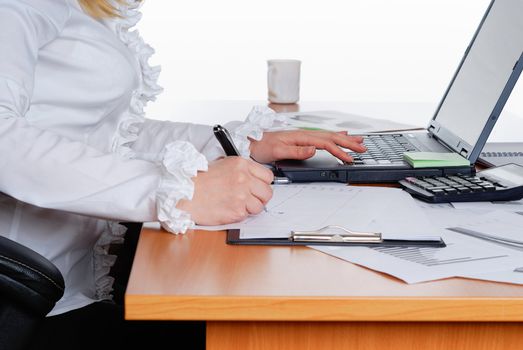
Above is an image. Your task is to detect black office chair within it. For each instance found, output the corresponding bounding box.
[0,235,65,350]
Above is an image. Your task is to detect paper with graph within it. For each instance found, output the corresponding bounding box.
[312,229,523,284]
[311,201,523,284]
[281,110,422,133]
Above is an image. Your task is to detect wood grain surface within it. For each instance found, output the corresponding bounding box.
[206,321,523,350]
[125,228,523,321]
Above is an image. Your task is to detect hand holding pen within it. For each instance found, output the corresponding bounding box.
[178,124,273,223]
[213,124,270,212]
[214,124,291,185]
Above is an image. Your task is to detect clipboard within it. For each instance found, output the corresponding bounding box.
[226,225,446,248]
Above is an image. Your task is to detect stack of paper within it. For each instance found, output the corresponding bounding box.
[196,183,523,286]
[312,206,523,285]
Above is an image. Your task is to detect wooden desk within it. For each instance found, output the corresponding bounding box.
[127,102,523,349]
[126,228,523,350]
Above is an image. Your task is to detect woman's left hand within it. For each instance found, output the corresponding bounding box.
[249,130,367,163]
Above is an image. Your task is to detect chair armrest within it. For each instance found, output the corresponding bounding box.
[0,236,65,316]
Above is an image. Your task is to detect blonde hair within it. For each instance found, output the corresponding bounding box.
[78,0,125,19]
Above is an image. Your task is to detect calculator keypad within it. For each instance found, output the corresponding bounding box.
[404,174,502,197]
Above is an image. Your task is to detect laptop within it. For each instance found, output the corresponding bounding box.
[477,142,523,167]
[275,0,523,183]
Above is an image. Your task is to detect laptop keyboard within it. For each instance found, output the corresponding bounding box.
[346,134,420,165]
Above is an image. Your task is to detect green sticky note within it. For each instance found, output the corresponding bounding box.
[403,152,471,168]
[297,126,328,131]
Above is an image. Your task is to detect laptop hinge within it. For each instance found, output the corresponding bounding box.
[459,148,468,157]
[427,124,436,136]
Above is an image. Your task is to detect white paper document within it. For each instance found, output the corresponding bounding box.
[311,203,523,284]
[451,199,523,213]
[197,183,441,241]
[280,110,422,134]
[447,210,523,249]
[312,229,523,284]
[196,184,523,286]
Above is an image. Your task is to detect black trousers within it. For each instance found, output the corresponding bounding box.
[28,301,206,350]
[28,223,206,350]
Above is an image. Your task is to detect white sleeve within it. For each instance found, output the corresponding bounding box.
[131,106,289,162]
[0,1,207,233]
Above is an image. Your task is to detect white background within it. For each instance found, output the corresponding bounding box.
[137,0,523,124]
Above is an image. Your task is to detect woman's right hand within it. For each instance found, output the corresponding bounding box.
[176,157,274,225]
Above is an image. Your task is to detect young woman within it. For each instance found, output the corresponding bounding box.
[0,0,365,348]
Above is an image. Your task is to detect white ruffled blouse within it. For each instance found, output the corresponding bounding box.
[0,0,283,316]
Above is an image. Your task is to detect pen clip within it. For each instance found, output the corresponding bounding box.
[291,225,383,243]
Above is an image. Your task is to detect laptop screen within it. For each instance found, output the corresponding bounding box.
[429,0,523,160]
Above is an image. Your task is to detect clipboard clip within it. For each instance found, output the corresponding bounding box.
[291,225,383,244]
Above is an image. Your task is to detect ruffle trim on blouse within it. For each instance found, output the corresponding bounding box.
[157,141,208,234]
[111,0,163,158]
[93,221,127,300]
[231,106,289,158]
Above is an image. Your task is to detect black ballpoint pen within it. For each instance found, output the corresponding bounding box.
[213,124,288,174]
[213,124,268,212]
[213,124,291,185]
[213,124,240,156]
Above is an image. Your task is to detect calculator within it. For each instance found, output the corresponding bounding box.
[398,163,523,203]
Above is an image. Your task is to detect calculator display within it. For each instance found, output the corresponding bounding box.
[481,164,523,187]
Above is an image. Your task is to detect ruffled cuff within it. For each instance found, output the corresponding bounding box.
[156,141,208,234]
[230,106,289,158]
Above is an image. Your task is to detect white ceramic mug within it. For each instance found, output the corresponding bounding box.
[267,59,301,104]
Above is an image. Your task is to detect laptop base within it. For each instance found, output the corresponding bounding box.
[275,164,475,184]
